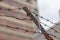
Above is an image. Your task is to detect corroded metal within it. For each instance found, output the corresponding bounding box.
[23,7,53,40]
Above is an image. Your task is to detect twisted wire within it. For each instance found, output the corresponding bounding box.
[0,15,31,20]
[32,12,57,25]
[0,24,39,33]
[0,7,60,40]
[40,22,60,34]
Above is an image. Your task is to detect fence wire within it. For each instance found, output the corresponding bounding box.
[0,6,60,40]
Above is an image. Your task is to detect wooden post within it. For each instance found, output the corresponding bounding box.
[23,7,53,40]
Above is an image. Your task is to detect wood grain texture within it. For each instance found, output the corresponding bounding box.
[0,0,38,40]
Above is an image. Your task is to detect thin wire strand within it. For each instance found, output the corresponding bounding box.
[0,6,58,25]
[0,7,31,20]
[40,22,60,34]
[0,7,59,25]
[0,24,39,33]
[0,7,60,40]
[32,12,57,25]
[0,7,40,33]
[0,15,31,20]
[0,6,21,11]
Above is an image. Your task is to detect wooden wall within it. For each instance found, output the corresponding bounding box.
[0,0,39,40]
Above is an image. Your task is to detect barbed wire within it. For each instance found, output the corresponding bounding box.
[40,22,60,34]
[0,6,60,33]
[0,6,59,25]
[0,6,60,40]
[0,7,41,34]
[49,34,60,40]
[0,7,32,20]
[0,15,32,20]
[0,7,58,25]
[0,6,22,11]
[32,12,58,25]
[0,24,39,33]
[40,22,60,40]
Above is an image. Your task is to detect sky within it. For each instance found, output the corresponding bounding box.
[37,0,60,30]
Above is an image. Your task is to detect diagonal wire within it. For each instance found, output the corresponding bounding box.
[40,22,60,34]
[0,7,60,40]
[40,22,60,40]
[32,12,57,25]
[0,6,59,25]
[49,34,60,40]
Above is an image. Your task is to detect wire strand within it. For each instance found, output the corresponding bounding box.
[0,24,39,33]
[0,7,60,40]
[40,22,60,34]
[32,12,57,25]
[0,15,31,20]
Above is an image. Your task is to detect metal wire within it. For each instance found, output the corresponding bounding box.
[0,7,31,20]
[0,15,31,20]
[0,24,39,33]
[32,12,57,25]
[40,22,60,34]
[0,7,60,40]
[0,6,21,11]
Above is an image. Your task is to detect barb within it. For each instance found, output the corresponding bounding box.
[23,7,53,40]
[0,15,31,20]
[49,34,60,40]
[0,24,39,33]
[0,6,21,11]
[32,12,57,25]
[40,22,60,34]
[0,6,31,20]
[0,6,59,25]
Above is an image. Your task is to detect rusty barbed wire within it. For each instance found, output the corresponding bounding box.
[0,6,21,11]
[0,6,60,40]
[0,24,39,33]
[40,22,60,34]
[0,7,32,20]
[0,6,58,25]
[40,22,60,40]
[0,15,32,20]
[0,6,59,33]
[0,7,40,33]
[0,7,57,24]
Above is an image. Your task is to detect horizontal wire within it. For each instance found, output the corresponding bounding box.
[0,7,40,33]
[0,15,31,20]
[0,24,39,33]
[0,6,21,11]
[0,7,58,25]
[0,7,31,20]
[0,7,60,39]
